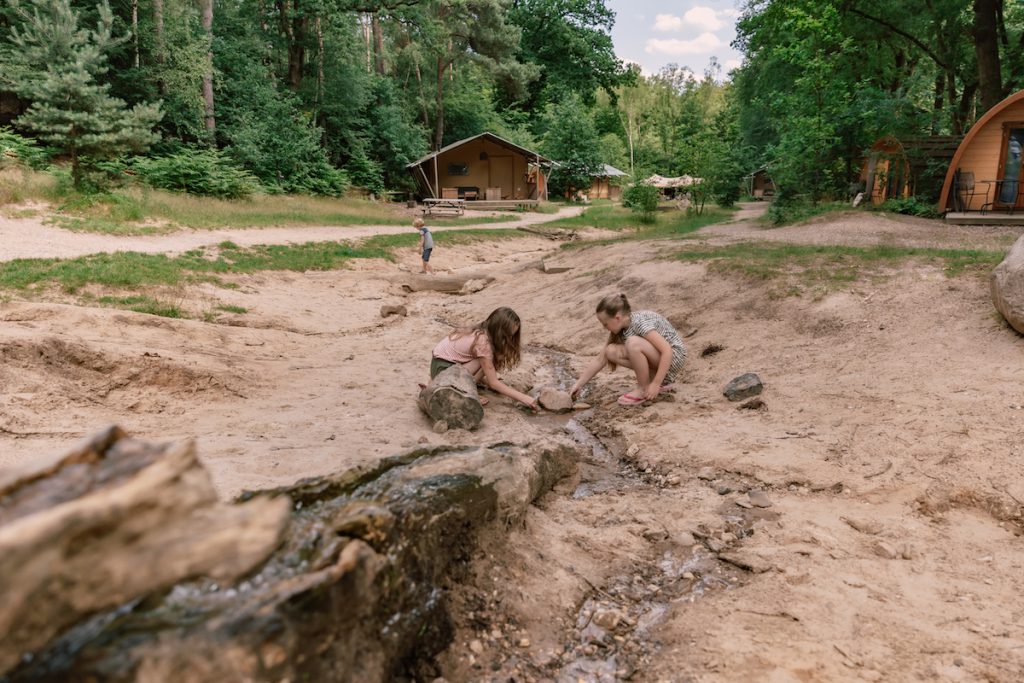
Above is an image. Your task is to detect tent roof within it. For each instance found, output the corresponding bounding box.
[596,164,627,177]
[643,174,702,188]
[406,132,552,169]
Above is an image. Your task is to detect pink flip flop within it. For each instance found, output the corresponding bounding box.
[617,391,646,406]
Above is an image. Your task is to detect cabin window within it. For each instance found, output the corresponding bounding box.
[447,163,469,176]
[997,124,1024,206]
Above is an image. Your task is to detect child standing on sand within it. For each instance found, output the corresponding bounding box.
[431,307,539,410]
[570,293,687,406]
[414,217,434,274]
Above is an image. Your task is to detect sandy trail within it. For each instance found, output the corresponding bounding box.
[2,203,1024,681]
[0,204,584,261]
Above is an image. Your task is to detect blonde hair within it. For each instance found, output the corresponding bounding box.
[413,217,425,228]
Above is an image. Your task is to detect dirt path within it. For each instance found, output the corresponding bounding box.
[3,204,1024,681]
[0,204,585,262]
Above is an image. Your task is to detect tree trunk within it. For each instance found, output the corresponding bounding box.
[372,12,385,75]
[417,365,484,430]
[973,0,1003,112]
[154,0,165,94]
[932,72,945,135]
[314,15,324,123]
[131,0,139,68]
[434,56,445,150]
[201,0,216,136]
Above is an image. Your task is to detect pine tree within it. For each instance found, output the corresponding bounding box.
[1,0,162,187]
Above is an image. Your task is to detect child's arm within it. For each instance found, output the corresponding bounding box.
[479,356,538,409]
[417,233,424,251]
[641,330,674,399]
[570,352,608,398]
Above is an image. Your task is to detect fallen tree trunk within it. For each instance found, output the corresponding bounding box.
[417,364,484,430]
[396,272,494,294]
[4,435,580,683]
[0,426,291,677]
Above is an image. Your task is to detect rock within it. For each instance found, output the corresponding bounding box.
[517,638,531,648]
[719,550,774,574]
[460,279,490,294]
[380,304,408,318]
[677,531,696,546]
[872,540,900,559]
[735,499,753,509]
[469,639,484,654]
[572,402,592,411]
[418,365,483,430]
[706,538,726,553]
[592,609,623,630]
[696,467,716,481]
[723,373,764,401]
[433,420,449,433]
[841,516,883,535]
[991,234,1024,334]
[717,485,733,495]
[666,475,681,487]
[626,444,641,458]
[747,490,773,508]
[538,387,573,412]
[642,528,669,542]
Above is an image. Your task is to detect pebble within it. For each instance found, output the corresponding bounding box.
[667,475,681,486]
[642,528,669,542]
[747,490,773,508]
[469,639,484,654]
[735,499,753,509]
[592,609,623,629]
[518,638,531,648]
[697,467,716,481]
[682,571,695,580]
[717,485,733,495]
[626,444,641,458]
[432,420,449,434]
[677,531,696,546]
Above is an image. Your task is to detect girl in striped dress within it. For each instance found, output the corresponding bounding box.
[570,293,687,406]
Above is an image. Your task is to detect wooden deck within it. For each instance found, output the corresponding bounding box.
[463,199,539,211]
[944,212,1024,225]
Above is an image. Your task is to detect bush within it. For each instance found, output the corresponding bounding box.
[0,127,48,169]
[878,196,941,219]
[133,149,261,199]
[622,183,660,223]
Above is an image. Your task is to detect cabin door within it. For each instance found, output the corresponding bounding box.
[489,156,513,200]
[996,125,1024,210]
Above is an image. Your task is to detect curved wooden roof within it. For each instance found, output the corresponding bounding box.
[938,90,1024,212]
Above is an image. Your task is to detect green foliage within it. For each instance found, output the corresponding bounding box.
[877,196,942,219]
[766,198,849,226]
[133,149,260,198]
[0,0,162,187]
[541,95,603,196]
[0,127,48,168]
[621,184,660,223]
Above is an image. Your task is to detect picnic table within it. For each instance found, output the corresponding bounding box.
[422,198,465,216]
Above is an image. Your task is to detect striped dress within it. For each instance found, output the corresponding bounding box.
[619,310,687,383]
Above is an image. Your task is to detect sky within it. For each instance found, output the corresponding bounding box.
[605,0,745,80]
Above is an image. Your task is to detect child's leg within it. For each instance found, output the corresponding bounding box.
[608,337,662,391]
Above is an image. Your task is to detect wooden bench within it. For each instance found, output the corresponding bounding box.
[422,198,465,216]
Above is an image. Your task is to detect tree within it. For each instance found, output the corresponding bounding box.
[1,0,161,187]
[540,94,603,197]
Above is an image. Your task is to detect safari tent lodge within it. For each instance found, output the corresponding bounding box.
[406,132,551,207]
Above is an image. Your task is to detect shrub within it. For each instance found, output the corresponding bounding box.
[878,196,941,219]
[133,149,261,199]
[622,183,660,223]
[0,127,48,169]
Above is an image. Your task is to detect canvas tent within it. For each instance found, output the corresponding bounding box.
[643,174,702,188]
[405,132,552,201]
[939,90,1024,214]
[744,168,775,199]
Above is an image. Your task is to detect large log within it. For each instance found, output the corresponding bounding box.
[4,438,581,683]
[0,427,291,677]
[991,234,1024,335]
[396,272,494,294]
[417,364,484,430]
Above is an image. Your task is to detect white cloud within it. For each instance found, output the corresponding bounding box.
[724,58,742,70]
[721,8,741,19]
[683,7,724,32]
[645,33,724,56]
[654,14,684,31]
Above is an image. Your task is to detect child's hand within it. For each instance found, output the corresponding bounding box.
[642,384,660,401]
[527,397,541,412]
[569,382,582,399]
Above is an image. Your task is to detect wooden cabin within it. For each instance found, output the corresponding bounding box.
[587,164,626,200]
[744,168,775,199]
[406,132,551,203]
[861,135,960,204]
[939,90,1024,214]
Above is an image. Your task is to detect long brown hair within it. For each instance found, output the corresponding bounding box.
[450,307,522,372]
[597,293,630,370]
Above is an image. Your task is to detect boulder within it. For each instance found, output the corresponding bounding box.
[723,372,764,401]
[538,387,573,412]
[991,234,1024,334]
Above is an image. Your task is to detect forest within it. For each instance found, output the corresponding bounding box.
[0,0,1022,213]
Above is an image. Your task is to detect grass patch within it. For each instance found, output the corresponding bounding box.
[95,294,185,318]
[766,200,851,227]
[670,242,1003,293]
[549,206,733,251]
[216,303,247,314]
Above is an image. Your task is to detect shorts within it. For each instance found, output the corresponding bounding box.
[422,247,432,262]
[430,356,455,379]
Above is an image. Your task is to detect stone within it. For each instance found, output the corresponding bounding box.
[380,304,408,318]
[433,420,449,434]
[696,467,716,481]
[538,387,573,413]
[677,531,696,546]
[872,541,899,560]
[642,528,669,542]
[990,234,1024,334]
[626,444,641,458]
[841,516,883,535]
[723,373,764,401]
[718,550,774,574]
[666,475,681,487]
[592,609,623,630]
[717,485,733,495]
[735,499,753,509]
[572,402,591,411]
[469,639,484,654]
[747,490,773,508]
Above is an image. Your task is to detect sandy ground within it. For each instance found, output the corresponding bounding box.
[2,203,1024,681]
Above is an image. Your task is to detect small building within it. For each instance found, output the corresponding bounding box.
[939,90,1024,215]
[588,164,627,200]
[406,132,551,202]
[744,168,775,199]
[860,135,960,205]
